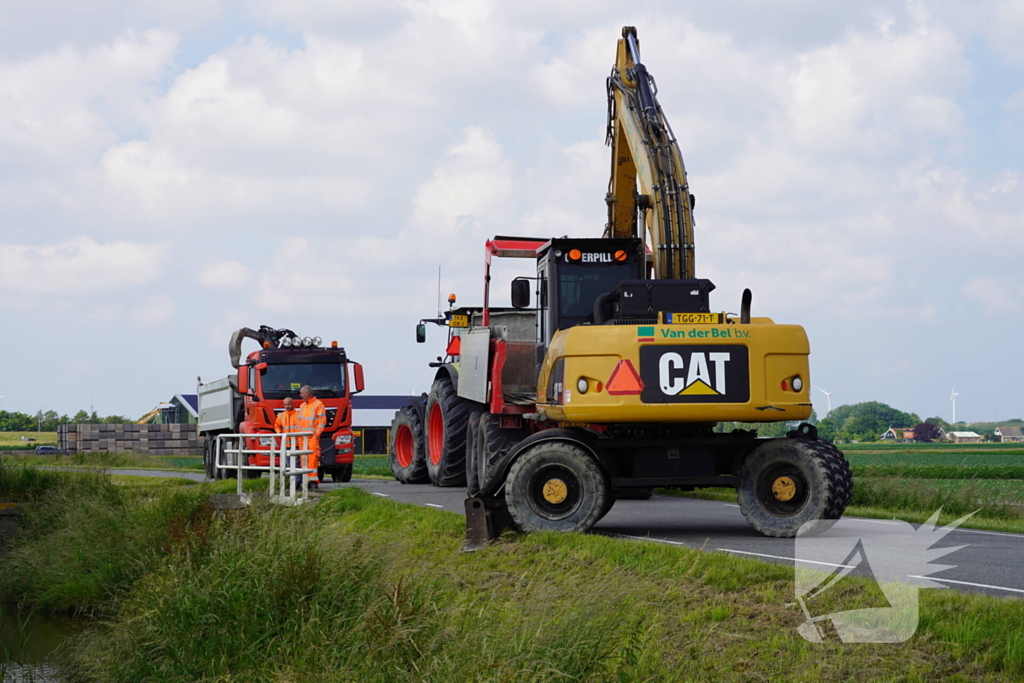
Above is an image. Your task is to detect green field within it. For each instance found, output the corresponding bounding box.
[0,431,58,450]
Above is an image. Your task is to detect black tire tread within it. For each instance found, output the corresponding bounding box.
[389,406,429,484]
[425,378,475,487]
[738,437,853,538]
[505,441,608,533]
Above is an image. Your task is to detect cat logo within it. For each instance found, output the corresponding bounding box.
[639,345,750,404]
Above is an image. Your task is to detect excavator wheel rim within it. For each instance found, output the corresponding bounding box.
[542,478,569,504]
[772,476,797,502]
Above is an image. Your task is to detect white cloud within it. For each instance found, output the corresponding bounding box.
[0,237,166,294]
[256,237,355,313]
[990,0,1024,65]
[410,127,513,237]
[132,295,175,327]
[963,276,1022,314]
[199,261,250,290]
[0,30,178,164]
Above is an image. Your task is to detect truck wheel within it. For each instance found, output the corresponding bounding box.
[203,436,217,479]
[738,438,853,538]
[389,406,429,484]
[424,378,475,487]
[465,413,484,496]
[505,442,609,533]
[333,464,352,483]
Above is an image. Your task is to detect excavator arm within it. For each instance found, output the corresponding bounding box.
[605,26,696,280]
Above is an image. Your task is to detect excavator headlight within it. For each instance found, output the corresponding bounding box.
[281,337,292,348]
[302,336,313,347]
[792,376,803,392]
[577,378,589,394]
[313,336,323,347]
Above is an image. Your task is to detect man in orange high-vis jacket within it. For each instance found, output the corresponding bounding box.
[274,397,302,447]
[297,385,327,488]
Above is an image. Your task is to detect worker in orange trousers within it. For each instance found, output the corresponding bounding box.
[298,385,327,489]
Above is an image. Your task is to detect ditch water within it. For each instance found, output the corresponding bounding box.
[0,609,81,682]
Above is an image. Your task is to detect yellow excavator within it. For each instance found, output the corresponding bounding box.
[392,27,851,546]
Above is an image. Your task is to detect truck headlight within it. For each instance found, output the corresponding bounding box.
[258,437,274,446]
[335,434,353,445]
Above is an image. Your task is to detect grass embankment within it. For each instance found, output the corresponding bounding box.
[3,451,204,471]
[2,462,1023,682]
[670,443,1024,533]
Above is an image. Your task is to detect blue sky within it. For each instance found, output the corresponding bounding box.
[1,0,1022,423]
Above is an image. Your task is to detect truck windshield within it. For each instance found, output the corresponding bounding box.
[260,363,346,399]
[559,263,636,318]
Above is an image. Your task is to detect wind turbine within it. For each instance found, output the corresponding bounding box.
[950,387,959,425]
[814,386,835,416]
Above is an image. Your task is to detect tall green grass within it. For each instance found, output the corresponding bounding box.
[1,478,1019,682]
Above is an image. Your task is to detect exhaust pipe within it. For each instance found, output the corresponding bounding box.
[740,289,752,325]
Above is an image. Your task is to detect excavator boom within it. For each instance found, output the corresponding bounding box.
[605,26,695,280]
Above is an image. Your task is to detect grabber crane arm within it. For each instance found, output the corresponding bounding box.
[605,26,696,280]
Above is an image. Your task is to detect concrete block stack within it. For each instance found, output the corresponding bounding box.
[58,424,200,455]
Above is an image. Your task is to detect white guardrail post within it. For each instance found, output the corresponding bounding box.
[214,432,316,506]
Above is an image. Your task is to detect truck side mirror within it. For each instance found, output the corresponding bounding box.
[511,278,531,309]
[255,362,268,371]
[352,363,365,394]
[416,324,426,343]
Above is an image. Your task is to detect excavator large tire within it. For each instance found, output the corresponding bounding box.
[389,406,429,484]
[738,438,853,538]
[424,377,474,487]
[505,441,609,533]
[472,413,529,495]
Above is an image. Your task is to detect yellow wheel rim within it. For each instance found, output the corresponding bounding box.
[772,476,796,502]
[542,478,568,504]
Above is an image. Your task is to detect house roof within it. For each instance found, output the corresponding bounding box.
[174,394,199,418]
[949,431,981,438]
[997,426,1023,438]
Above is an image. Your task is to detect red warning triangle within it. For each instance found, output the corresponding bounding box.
[606,359,644,395]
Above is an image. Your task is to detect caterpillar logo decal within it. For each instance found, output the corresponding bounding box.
[639,345,749,403]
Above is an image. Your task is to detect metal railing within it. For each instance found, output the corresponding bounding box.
[215,432,317,506]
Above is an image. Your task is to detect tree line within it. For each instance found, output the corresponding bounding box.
[0,410,134,432]
[720,402,1023,443]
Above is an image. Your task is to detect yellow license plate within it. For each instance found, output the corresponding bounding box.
[666,312,719,324]
[449,314,470,328]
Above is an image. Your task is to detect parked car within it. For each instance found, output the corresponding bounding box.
[35,445,69,455]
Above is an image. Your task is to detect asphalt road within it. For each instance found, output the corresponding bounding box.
[98,469,1024,600]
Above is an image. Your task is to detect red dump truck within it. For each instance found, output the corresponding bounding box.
[198,325,365,482]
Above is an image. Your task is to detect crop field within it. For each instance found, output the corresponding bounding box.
[0,432,57,450]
